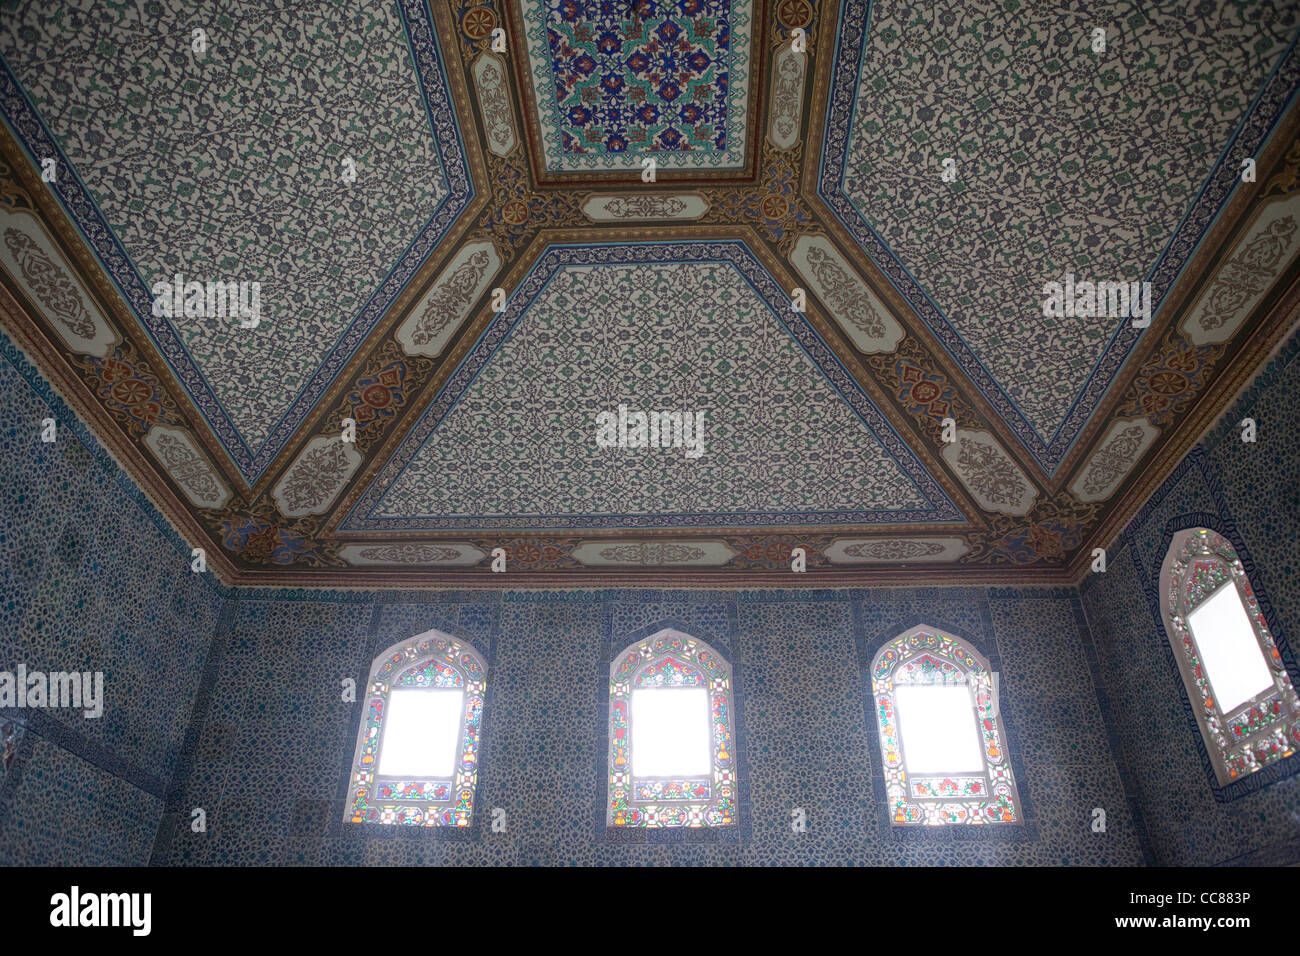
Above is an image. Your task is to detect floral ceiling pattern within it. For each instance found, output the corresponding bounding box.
[0,0,1296,584]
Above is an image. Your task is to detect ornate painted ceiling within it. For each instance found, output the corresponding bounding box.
[1,0,1298,586]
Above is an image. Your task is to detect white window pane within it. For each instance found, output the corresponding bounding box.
[377,689,464,777]
[631,687,711,777]
[895,684,984,774]
[1187,583,1273,714]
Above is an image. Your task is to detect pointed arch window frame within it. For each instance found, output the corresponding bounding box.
[343,627,487,828]
[867,622,1025,830]
[605,625,739,834]
[1159,527,1300,790]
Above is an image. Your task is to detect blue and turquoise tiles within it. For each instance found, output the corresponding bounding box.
[1079,326,1300,863]
[5,319,1300,865]
[0,331,225,865]
[146,585,1147,865]
[1,732,162,865]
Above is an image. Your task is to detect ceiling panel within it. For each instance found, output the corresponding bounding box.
[0,0,473,478]
[519,0,755,174]
[818,0,1299,470]
[344,242,961,531]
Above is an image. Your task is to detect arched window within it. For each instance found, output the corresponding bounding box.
[871,625,1021,826]
[1159,528,1299,786]
[608,628,735,829]
[345,629,486,826]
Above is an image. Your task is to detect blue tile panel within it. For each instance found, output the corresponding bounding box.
[0,332,225,865]
[1079,326,1300,864]
[5,327,1300,865]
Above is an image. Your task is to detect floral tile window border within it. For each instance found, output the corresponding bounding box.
[345,628,487,827]
[1159,528,1300,787]
[871,625,1022,827]
[607,627,736,829]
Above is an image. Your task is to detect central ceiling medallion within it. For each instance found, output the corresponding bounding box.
[519,0,755,174]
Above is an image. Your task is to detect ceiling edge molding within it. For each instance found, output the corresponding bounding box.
[1066,270,1300,584]
[0,125,255,499]
[216,564,1082,590]
[7,226,1293,589]
[0,282,239,585]
[1045,106,1300,502]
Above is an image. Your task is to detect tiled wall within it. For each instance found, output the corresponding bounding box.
[152,586,1148,865]
[1079,329,1300,865]
[5,327,1299,866]
[0,335,226,864]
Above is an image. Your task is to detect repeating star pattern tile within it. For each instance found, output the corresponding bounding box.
[522,0,753,172]
[551,0,732,154]
[0,0,470,475]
